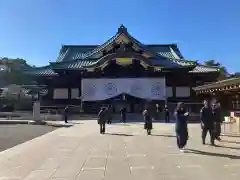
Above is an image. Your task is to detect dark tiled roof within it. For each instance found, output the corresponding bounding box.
[148,44,184,59]
[150,58,185,68]
[26,66,58,76]
[168,59,219,73]
[52,59,97,70]
[55,25,184,64]
[190,65,220,73]
[56,44,184,62]
[30,25,221,75]
[56,45,98,62]
[24,88,48,96]
[31,58,219,76]
[40,89,48,96]
[194,77,240,91]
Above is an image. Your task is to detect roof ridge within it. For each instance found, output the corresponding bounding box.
[62,44,180,47]
[171,58,197,63]
[197,64,220,68]
[146,44,177,47]
[62,45,99,47]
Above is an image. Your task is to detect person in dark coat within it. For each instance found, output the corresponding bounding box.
[106,105,112,124]
[120,107,126,123]
[174,102,189,152]
[200,100,215,145]
[98,107,107,134]
[143,108,153,135]
[156,104,161,120]
[63,106,69,123]
[164,105,170,123]
[212,102,222,141]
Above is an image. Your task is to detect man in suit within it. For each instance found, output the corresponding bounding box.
[164,105,170,123]
[200,100,215,145]
[63,106,69,123]
[98,107,107,134]
[213,102,222,141]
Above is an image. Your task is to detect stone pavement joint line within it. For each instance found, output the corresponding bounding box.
[0,121,240,180]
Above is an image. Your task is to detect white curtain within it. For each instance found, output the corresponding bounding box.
[81,78,166,101]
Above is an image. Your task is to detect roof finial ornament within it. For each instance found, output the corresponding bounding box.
[118,24,127,33]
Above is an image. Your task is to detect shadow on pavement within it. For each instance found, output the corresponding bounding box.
[221,134,240,138]
[215,144,240,150]
[151,134,176,138]
[106,133,134,136]
[221,140,240,144]
[112,123,131,126]
[186,149,240,159]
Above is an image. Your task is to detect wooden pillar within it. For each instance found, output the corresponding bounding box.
[68,88,71,100]
[172,86,176,99]
[67,72,71,102]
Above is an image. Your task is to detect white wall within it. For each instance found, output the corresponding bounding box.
[53,88,68,99]
[175,87,190,97]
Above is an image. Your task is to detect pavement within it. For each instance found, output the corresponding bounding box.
[0,124,58,152]
[0,121,240,180]
[0,119,73,128]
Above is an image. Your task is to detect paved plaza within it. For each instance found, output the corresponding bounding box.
[0,124,58,152]
[0,121,240,180]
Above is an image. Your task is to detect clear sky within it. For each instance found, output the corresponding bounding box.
[0,0,239,73]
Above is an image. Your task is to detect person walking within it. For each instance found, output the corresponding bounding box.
[63,106,69,123]
[98,107,107,134]
[212,102,222,141]
[143,108,153,135]
[200,100,215,145]
[120,107,126,123]
[164,105,170,123]
[106,105,112,124]
[174,102,189,152]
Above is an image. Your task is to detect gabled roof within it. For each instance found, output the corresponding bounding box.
[56,25,184,63]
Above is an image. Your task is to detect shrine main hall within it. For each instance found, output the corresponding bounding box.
[28,25,221,113]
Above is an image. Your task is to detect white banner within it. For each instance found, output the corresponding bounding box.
[81,78,166,101]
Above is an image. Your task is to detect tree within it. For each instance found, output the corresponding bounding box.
[204,59,229,79]
[0,57,34,85]
[204,60,221,67]
[230,72,240,78]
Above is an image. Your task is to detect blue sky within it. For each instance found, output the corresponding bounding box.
[0,0,239,73]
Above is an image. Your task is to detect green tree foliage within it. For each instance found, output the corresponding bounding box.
[204,59,229,79]
[230,72,240,78]
[0,57,34,85]
[204,60,221,67]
